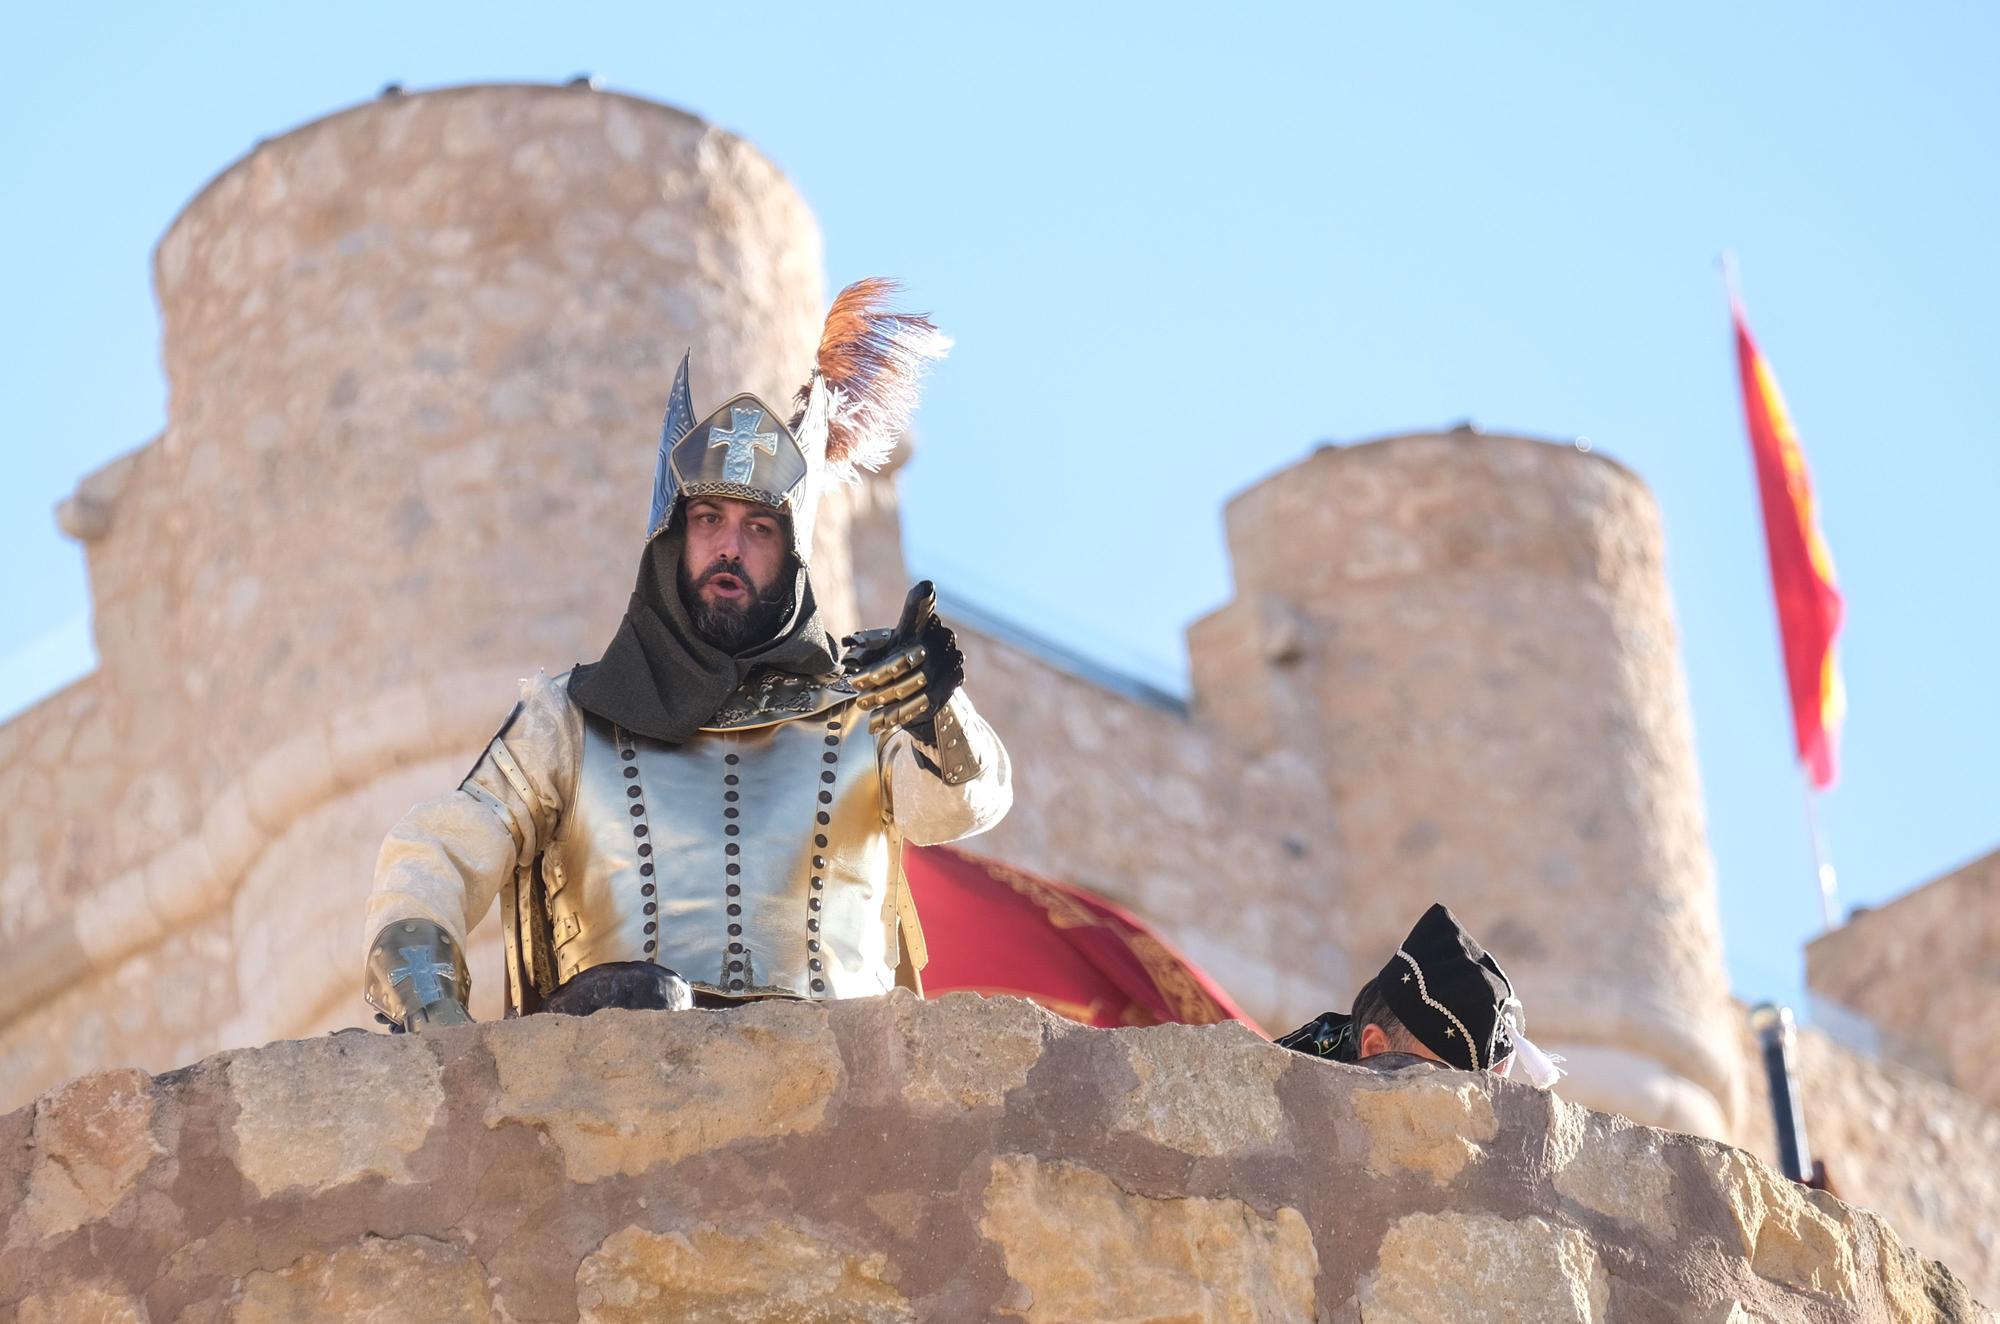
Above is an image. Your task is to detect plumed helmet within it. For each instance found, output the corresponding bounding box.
[648,278,950,564]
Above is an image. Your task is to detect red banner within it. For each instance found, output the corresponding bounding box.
[1733,301,1845,789]
[906,844,1257,1030]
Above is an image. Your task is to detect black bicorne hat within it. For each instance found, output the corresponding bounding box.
[1376,903,1518,1073]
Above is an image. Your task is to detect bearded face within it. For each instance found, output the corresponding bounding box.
[674,496,794,652]
[678,552,790,651]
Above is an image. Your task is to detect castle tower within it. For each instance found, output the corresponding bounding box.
[0,85,832,1100]
[1189,432,1739,1135]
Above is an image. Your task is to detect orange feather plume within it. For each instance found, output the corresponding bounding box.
[793,278,951,480]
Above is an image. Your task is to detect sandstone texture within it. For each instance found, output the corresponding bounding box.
[1,993,1985,1323]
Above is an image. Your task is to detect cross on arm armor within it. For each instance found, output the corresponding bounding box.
[364,918,472,1033]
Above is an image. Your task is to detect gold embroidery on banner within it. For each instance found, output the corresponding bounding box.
[985,861,1102,931]
[1128,932,1228,1024]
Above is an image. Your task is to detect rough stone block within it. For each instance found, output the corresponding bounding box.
[576,1223,913,1324]
[979,1154,1318,1322]
[1359,1211,1609,1323]
[227,1033,442,1197]
[484,1003,841,1182]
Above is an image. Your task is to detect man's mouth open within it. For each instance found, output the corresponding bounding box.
[704,572,747,599]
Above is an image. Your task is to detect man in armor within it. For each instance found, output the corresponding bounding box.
[361,280,1012,1029]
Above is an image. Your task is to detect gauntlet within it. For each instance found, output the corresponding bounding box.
[364,918,472,1033]
[845,581,985,786]
[845,581,965,740]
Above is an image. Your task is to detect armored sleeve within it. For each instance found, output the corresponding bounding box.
[882,687,1012,846]
[362,671,582,957]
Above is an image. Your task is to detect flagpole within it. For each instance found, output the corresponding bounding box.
[1800,773,1838,931]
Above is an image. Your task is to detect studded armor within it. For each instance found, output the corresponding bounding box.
[548,675,904,1000]
[364,667,1010,1018]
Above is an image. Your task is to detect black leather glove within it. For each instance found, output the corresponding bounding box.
[843,581,966,743]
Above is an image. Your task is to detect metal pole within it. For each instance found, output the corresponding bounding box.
[1751,1002,1813,1183]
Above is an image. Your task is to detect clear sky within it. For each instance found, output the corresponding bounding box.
[5,3,1996,1017]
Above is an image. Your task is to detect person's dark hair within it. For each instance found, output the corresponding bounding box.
[1349,976,1413,1052]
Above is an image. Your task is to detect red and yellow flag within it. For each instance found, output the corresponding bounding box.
[1732,298,1845,789]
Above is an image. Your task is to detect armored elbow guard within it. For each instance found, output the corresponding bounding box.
[365,919,472,1033]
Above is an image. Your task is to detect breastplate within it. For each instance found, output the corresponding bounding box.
[546,670,898,1000]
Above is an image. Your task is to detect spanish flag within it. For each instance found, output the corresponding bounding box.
[1731,295,1845,789]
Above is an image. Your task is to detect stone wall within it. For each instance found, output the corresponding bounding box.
[1806,846,2000,1108]
[2,994,1983,1323]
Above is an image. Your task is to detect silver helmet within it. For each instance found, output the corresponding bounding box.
[648,278,950,564]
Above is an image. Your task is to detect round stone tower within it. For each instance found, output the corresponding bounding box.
[111,83,833,789]
[1190,431,1738,1135]
[20,85,833,1069]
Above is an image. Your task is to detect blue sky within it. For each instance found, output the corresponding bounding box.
[5,3,1996,1015]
